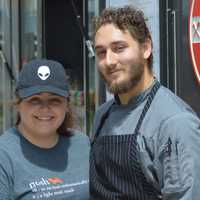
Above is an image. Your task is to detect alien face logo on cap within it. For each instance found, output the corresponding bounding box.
[37,66,50,80]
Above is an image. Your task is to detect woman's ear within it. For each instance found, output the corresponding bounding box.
[143,38,152,60]
[14,101,20,110]
[14,98,21,113]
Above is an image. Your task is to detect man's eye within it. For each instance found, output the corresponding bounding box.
[114,46,125,52]
[96,50,106,58]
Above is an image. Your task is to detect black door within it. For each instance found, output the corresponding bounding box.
[160,0,200,116]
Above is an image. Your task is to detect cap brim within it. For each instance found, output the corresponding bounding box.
[17,85,69,98]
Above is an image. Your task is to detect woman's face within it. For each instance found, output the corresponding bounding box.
[17,92,68,140]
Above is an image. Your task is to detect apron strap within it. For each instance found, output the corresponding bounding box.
[134,80,160,135]
[93,80,160,141]
[92,100,115,141]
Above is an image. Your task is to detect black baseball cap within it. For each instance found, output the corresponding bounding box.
[16,59,69,98]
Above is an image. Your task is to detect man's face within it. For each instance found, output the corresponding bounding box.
[95,24,150,94]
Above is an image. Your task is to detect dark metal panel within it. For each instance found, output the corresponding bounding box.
[160,0,200,116]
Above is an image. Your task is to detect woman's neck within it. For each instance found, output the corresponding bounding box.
[17,124,59,149]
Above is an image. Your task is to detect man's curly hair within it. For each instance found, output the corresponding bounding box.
[94,6,153,69]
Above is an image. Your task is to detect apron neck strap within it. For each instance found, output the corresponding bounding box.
[134,80,160,134]
[94,80,160,140]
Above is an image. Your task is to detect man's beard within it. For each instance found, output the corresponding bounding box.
[101,62,144,94]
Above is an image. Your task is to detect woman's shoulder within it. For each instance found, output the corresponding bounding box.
[0,128,20,169]
[60,129,90,158]
[0,127,19,147]
[62,129,90,145]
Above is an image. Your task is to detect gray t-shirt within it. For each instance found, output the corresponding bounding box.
[92,85,200,200]
[0,127,90,200]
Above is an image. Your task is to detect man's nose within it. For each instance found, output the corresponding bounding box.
[105,50,117,67]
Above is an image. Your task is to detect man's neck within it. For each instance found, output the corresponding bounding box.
[118,71,154,105]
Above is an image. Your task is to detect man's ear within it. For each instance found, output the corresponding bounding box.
[142,38,152,59]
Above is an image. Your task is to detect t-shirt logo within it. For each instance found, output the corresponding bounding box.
[29,177,88,199]
[48,177,63,184]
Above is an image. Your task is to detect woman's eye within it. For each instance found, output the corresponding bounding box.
[29,99,40,105]
[49,98,63,105]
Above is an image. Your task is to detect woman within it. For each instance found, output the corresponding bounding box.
[0,59,90,200]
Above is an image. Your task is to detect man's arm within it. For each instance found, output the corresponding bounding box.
[156,112,200,200]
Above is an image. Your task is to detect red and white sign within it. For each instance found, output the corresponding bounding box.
[189,0,200,85]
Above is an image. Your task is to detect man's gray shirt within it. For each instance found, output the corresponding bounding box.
[92,85,200,200]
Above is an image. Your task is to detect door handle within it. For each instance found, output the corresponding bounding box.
[171,10,177,94]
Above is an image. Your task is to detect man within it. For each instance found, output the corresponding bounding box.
[90,5,200,200]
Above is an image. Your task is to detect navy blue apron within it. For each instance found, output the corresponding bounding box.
[90,81,162,199]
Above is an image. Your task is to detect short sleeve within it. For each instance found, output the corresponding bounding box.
[0,149,13,200]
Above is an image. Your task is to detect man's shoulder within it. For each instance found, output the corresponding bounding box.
[154,86,195,116]
[91,99,115,137]
[142,85,199,138]
[96,98,115,116]
[153,85,200,135]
